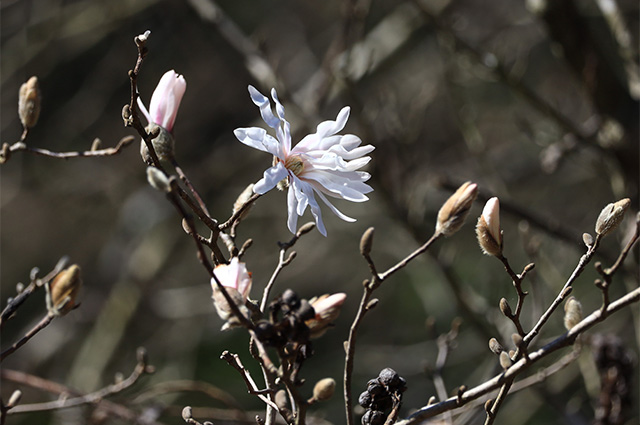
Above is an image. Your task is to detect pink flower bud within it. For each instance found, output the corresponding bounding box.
[306,293,347,339]
[211,258,252,326]
[138,70,186,133]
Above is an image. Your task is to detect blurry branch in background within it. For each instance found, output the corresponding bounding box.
[0,257,68,329]
[1,348,157,422]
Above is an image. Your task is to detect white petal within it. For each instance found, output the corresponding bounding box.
[234,127,283,158]
[314,107,350,140]
[254,162,289,194]
[248,85,280,129]
[137,98,152,124]
[314,188,357,223]
[298,180,327,236]
[287,185,299,234]
[303,170,372,201]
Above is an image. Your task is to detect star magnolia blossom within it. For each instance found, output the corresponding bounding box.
[234,86,374,236]
[137,70,186,132]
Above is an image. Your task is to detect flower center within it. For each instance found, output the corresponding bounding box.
[284,154,305,176]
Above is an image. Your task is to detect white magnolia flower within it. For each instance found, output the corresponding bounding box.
[234,86,374,236]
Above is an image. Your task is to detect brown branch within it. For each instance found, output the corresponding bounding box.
[396,286,640,425]
[1,136,134,162]
[345,232,441,425]
[3,348,154,414]
[1,257,68,328]
[1,313,55,362]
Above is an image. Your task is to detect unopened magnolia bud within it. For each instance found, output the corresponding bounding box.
[49,264,82,315]
[595,198,631,237]
[140,123,175,163]
[360,227,375,256]
[582,232,594,247]
[436,182,478,237]
[233,184,255,221]
[312,378,336,402]
[489,338,504,355]
[563,296,583,330]
[427,396,437,406]
[7,390,22,408]
[499,298,512,318]
[306,293,347,339]
[499,351,512,370]
[476,197,503,256]
[19,76,41,129]
[366,298,379,311]
[146,167,172,192]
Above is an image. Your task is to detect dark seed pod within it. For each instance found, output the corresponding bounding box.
[367,381,384,396]
[378,368,400,387]
[369,410,385,425]
[358,391,372,408]
[297,299,315,321]
[282,289,300,309]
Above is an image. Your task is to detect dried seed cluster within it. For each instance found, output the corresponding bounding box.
[358,368,407,425]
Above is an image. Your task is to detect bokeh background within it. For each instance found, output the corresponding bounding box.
[1,0,638,424]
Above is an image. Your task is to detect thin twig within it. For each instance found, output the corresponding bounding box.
[395,286,640,425]
[1,257,68,328]
[1,136,134,162]
[4,348,154,414]
[345,232,441,425]
[1,313,55,362]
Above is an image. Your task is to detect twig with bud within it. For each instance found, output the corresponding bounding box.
[260,222,316,312]
[1,136,135,164]
[344,182,477,425]
[396,285,640,425]
[0,257,68,328]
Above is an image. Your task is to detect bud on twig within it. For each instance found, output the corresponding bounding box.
[489,338,504,355]
[595,198,631,237]
[233,184,255,222]
[146,167,172,193]
[19,76,41,129]
[582,232,594,247]
[312,378,336,402]
[141,123,175,163]
[499,298,512,318]
[360,227,375,256]
[476,197,503,256]
[7,390,22,408]
[499,351,512,370]
[306,293,347,338]
[436,182,478,237]
[563,296,583,330]
[49,264,82,315]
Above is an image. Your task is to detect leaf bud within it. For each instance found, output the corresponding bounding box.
[499,351,512,370]
[488,338,504,355]
[140,123,175,163]
[7,390,22,408]
[595,198,631,237]
[511,333,523,348]
[499,298,512,318]
[360,227,375,256]
[146,167,172,193]
[563,296,583,330]
[436,182,478,237]
[19,76,41,129]
[582,232,594,247]
[312,378,336,402]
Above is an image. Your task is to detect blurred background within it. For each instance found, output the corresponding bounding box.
[1,0,638,424]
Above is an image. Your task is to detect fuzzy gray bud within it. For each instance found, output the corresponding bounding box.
[563,296,583,330]
[595,198,631,237]
[19,76,41,129]
[436,182,478,237]
[312,378,336,402]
